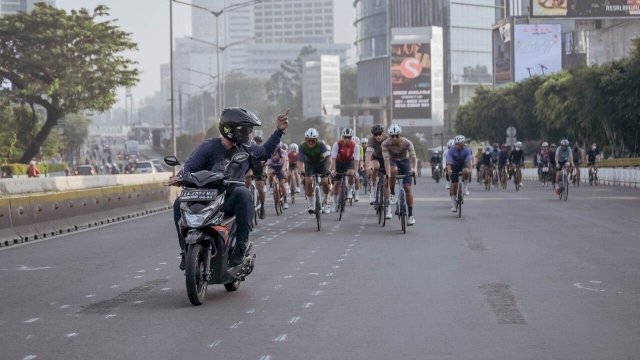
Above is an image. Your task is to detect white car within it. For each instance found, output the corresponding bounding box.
[134,161,157,174]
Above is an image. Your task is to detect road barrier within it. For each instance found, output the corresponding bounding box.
[0,174,179,248]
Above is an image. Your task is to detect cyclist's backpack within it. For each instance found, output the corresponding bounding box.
[336,140,355,163]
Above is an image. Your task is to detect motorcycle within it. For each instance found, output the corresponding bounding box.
[432,164,441,183]
[165,153,256,306]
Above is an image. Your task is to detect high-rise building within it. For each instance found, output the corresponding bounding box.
[302,55,341,119]
[254,0,334,44]
[0,0,54,16]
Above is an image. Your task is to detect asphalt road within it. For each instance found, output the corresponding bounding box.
[1,178,639,360]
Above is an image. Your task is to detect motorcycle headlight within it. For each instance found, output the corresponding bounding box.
[181,196,225,228]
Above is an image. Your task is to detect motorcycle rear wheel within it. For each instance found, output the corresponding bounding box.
[185,243,208,306]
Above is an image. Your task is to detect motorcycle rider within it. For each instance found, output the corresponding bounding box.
[172,108,289,270]
[430,150,442,178]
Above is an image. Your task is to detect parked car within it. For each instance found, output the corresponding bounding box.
[73,165,96,176]
[133,161,157,174]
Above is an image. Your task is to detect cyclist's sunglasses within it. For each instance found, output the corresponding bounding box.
[343,136,352,140]
[390,135,400,138]
[373,132,383,136]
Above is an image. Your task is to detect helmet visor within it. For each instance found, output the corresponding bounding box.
[233,125,253,145]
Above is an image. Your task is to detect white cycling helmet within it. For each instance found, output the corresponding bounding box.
[515,141,522,148]
[484,146,492,154]
[281,143,288,151]
[388,124,402,135]
[560,139,569,147]
[305,128,319,139]
[361,137,369,144]
[447,139,455,148]
[542,142,549,147]
[454,135,466,144]
[434,149,440,155]
[341,128,354,137]
[353,136,361,144]
[290,144,299,152]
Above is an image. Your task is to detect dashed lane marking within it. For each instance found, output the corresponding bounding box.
[24,318,40,323]
[289,316,301,324]
[208,339,222,348]
[274,334,287,342]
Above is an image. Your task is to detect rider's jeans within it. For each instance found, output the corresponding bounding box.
[173,186,253,252]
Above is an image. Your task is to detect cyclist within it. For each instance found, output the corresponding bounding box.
[479,146,493,183]
[498,143,510,183]
[382,124,417,224]
[587,143,599,178]
[430,150,442,178]
[443,139,454,190]
[360,137,370,193]
[266,142,289,209]
[352,136,363,202]
[491,143,500,164]
[537,142,550,183]
[554,139,574,195]
[446,135,473,212]
[572,144,582,182]
[475,147,483,183]
[245,136,267,219]
[509,141,525,187]
[288,143,301,194]
[298,128,331,214]
[365,124,388,205]
[330,128,360,213]
[548,143,557,185]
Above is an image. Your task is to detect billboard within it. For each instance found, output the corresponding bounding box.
[531,0,640,17]
[390,27,443,128]
[514,24,562,82]
[493,22,513,86]
[391,42,432,119]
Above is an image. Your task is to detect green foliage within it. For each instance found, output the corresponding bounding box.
[1,163,66,177]
[456,40,640,157]
[0,3,139,162]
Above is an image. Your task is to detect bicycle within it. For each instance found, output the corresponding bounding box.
[572,166,581,187]
[287,170,297,205]
[272,178,284,215]
[335,173,352,221]
[310,173,324,231]
[393,173,416,234]
[499,166,508,190]
[451,171,465,218]
[492,166,499,188]
[482,165,491,191]
[588,165,598,186]
[513,164,523,191]
[558,165,569,201]
[374,171,387,226]
[540,162,550,187]
[247,176,261,227]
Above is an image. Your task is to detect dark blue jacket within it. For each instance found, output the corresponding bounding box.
[183,130,284,178]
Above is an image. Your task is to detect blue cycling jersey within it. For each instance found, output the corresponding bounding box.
[446,146,473,167]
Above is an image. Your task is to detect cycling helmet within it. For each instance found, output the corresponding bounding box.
[281,143,288,151]
[434,149,440,155]
[371,124,384,135]
[361,138,369,144]
[515,141,522,148]
[542,142,548,147]
[560,139,569,147]
[305,128,319,139]
[550,143,557,148]
[253,135,263,144]
[290,144,299,152]
[388,124,402,135]
[492,143,499,148]
[484,146,492,154]
[341,128,354,137]
[447,139,455,148]
[591,143,597,150]
[353,136,361,144]
[454,135,466,144]
[219,107,262,144]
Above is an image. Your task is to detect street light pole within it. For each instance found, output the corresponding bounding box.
[169,0,176,166]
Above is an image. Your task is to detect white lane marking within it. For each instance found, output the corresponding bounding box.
[247,308,256,314]
[332,265,341,269]
[274,334,287,342]
[348,244,355,247]
[289,316,301,324]
[229,321,243,329]
[345,249,352,252]
[284,275,294,279]
[161,288,172,291]
[66,333,79,338]
[59,305,71,309]
[85,294,96,298]
[258,356,272,360]
[24,318,40,323]
[274,285,283,289]
[22,355,37,360]
[311,250,317,254]
[136,270,145,273]
[134,275,143,279]
[294,267,301,271]
[307,273,320,276]
[302,302,314,308]
[134,301,144,305]
[574,283,605,292]
[319,282,328,287]
[154,268,161,271]
[262,296,270,301]
[26,334,34,340]
[160,262,168,265]
[312,290,324,296]
[354,234,360,237]
[208,339,222,348]
[0,265,52,271]
[105,314,116,319]
[326,273,334,277]
[341,253,349,257]
[590,281,602,284]
[299,261,305,265]
[337,259,345,262]
[110,285,120,289]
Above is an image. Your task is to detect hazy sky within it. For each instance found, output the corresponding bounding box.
[56,0,357,106]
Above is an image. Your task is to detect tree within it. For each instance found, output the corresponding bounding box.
[0,4,138,163]
[61,113,90,163]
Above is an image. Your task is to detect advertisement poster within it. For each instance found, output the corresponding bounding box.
[391,43,432,120]
[514,24,562,82]
[531,0,640,17]
[493,23,512,86]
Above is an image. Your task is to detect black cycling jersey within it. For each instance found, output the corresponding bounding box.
[430,155,441,165]
[498,150,509,166]
[509,149,524,165]
[587,149,598,163]
[480,153,493,166]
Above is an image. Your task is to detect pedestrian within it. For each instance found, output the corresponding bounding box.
[27,160,40,178]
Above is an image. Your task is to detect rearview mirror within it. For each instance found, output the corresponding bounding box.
[164,155,181,167]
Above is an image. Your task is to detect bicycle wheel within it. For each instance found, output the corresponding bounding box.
[399,191,406,234]
[338,184,346,221]
[315,190,321,231]
[563,174,569,201]
[382,199,388,227]
[274,184,281,216]
[457,186,463,219]
[376,183,383,224]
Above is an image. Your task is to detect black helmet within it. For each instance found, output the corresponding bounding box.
[371,124,384,135]
[219,107,262,144]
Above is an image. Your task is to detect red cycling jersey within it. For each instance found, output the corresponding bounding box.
[335,140,356,163]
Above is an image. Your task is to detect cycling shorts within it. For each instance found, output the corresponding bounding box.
[334,160,354,182]
[390,158,412,185]
[269,165,285,180]
[304,160,329,178]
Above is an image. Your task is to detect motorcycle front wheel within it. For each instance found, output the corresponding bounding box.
[185,243,208,306]
[224,281,240,292]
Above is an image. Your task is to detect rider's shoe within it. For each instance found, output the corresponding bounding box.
[294,187,301,194]
[283,202,289,210]
[259,208,265,219]
[355,193,360,202]
[451,206,457,212]
[330,203,336,213]
[465,189,470,196]
[179,252,185,271]
[369,192,376,205]
[519,182,523,187]
[324,204,331,214]
[407,216,416,225]
[385,209,393,219]
[307,204,315,214]
[389,195,397,205]
[228,245,246,267]
[347,191,353,200]
[446,183,451,190]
